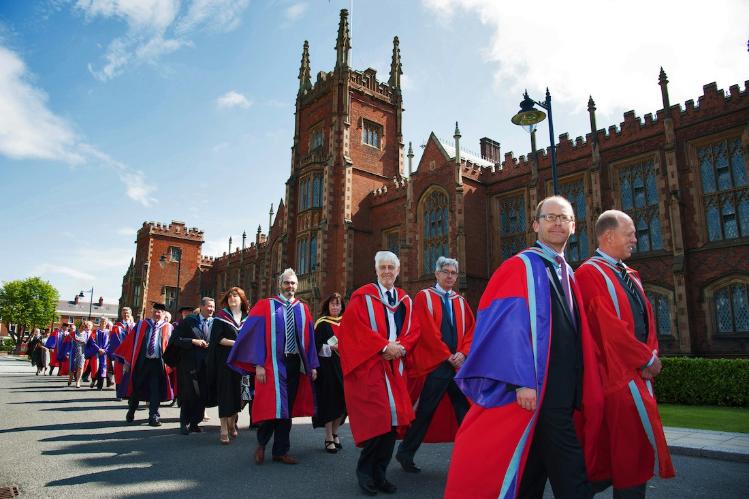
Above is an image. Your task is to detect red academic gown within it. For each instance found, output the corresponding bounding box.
[338,284,417,446]
[406,287,475,443]
[227,298,318,423]
[108,321,131,385]
[57,333,72,376]
[445,249,605,499]
[575,256,675,488]
[46,330,60,368]
[114,320,174,402]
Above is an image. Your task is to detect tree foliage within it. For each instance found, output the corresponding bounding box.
[0,277,59,343]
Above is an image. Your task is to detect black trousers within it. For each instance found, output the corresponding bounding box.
[397,372,469,460]
[128,358,163,418]
[358,429,396,486]
[180,397,205,427]
[517,407,592,499]
[257,353,300,456]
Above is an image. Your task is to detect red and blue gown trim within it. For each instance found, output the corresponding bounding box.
[227,298,319,423]
[445,248,604,499]
[85,329,110,380]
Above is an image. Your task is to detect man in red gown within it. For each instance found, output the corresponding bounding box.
[575,210,675,498]
[338,251,418,496]
[396,256,475,473]
[115,302,174,426]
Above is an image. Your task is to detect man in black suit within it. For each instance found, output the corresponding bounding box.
[172,297,215,435]
[515,195,592,499]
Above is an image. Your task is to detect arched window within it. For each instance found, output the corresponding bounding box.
[645,288,674,337]
[712,281,749,334]
[421,189,449,275]
[619,159,663,252]
[698,137,749,241]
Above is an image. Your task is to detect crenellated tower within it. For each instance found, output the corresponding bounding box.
[284,8,405,308]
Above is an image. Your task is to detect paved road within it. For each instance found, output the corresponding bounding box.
[1,356,747,498]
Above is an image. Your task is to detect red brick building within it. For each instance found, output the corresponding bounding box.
[120,9,749,357]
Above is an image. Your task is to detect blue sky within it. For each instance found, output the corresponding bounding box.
[1,0,747,303]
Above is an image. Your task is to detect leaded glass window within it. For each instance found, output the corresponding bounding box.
[558,179,589,262]
[296,238,308,275]
[619,160,663,252]
[422,190,449,274]
[699,138,749,241]
[363,120,382,148]
[384,229,400,256]
[312,174,322,208]
[645,290,673,337]
[499,193,527,260]
[714,283,749,333]
[309,234,318,271]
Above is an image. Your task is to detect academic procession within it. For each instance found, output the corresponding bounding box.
[21,199,677,498]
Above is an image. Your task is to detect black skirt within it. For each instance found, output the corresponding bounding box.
[312,321,346,427]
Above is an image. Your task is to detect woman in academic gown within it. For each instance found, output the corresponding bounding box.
[206,287,248,444]
[312,293,347,453]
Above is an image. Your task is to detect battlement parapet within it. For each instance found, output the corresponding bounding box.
[138,220,204,242]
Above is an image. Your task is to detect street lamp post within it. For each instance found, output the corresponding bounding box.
[511,88,559,195]
[159,248,182,314]
[79,287,94,320]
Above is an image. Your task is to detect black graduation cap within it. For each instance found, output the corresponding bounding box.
[152,302,167,311]
[178,306,195,313]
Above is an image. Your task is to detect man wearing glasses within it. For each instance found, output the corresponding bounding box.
[396,256,475,474]
[446,196,603,499]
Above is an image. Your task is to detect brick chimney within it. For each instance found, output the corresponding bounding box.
[74,294,79,305]
[480,137,501,163]
[98,296,104,306]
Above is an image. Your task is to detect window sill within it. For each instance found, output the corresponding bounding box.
[712,333,749,340]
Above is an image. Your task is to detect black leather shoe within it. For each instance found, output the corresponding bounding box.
[395,454,421,473]
[358,479,378,496]
[189,424,202,433]
[396,454,421,473]
[180,425,189,435]
[149,417,161,427]
[376,480,397,494]
[126,409,135,423]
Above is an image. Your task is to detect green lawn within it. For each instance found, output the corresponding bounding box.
[659,404,749,433]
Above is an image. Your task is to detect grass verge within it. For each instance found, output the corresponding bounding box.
[659,404,749,433]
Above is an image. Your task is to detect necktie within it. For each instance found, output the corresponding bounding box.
[443,291,454,326]
[387,290,396,306]
[147,323,158,357]
[617,262,644,312]
[285,302,297,353]
[555,256,575,315]
[202,317,211,340]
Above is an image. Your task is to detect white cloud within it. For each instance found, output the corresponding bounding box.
[116,227,137,236]
[177,0,250,35]
[76,0,250,81]
[216,90,252,109]
[0,46,83,164]
[423,0,749,119]
[284,2,308,23]
[0,45,157,207]
[32,264,96,282]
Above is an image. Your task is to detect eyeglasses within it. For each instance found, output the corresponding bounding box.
[438,270,459,277]
[537,213,574,224]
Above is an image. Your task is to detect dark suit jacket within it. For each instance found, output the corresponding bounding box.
[538,255,583,410]
[173,314,210,402]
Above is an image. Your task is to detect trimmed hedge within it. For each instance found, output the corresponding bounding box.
[656,357,749,407]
